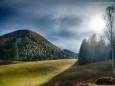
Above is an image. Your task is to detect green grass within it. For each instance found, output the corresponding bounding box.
[0,59,77,86]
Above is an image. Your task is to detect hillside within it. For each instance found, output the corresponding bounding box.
[63,49,78,59]
[0,59,76,86]
[0,30,70,61]
[0,59,113,86]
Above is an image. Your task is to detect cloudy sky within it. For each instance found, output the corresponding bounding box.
[0,0,115,52]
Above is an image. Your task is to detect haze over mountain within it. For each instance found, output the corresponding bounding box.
[0,30,75,61]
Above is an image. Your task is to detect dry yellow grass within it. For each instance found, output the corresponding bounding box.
[0,59,77,86]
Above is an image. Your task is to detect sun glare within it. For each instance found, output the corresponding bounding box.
[88,16,105,33]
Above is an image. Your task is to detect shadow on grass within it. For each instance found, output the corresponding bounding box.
[40,60,78,86]
[0,60,18,66]
[40,60,112,86]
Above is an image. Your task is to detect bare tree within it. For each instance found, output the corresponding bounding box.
[105,6,115,77]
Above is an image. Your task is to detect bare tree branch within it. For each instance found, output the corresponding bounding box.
[105,6,115,77]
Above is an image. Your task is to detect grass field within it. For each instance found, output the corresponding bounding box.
[0,59,113,86]
[0,59,76,86]
[43,60,112,86]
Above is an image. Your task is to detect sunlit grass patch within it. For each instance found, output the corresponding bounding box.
[0,59,77,86]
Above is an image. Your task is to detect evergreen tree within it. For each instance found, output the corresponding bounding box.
[96,37,106,61]
[78,39,89,65]
[89,34,97,61]
[10,42,18,61]
[89,34,97,44]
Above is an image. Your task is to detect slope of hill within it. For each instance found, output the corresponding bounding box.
[0,59,76,86]
[0,30,70,61]
[0,59,113,86]
[63,49,78,59]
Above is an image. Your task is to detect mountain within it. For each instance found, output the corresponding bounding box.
[63,49,78,59]
[0,30,70,61]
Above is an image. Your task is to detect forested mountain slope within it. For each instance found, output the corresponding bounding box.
[0,30,70,61]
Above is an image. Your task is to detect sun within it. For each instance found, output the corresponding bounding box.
[88,16,105,33]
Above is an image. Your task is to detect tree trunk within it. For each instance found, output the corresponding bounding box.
[112,45,115,77]
[105,6,115,77]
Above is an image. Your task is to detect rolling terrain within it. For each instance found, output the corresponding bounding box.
[0,59,76,86]
[43,60,112,86]
[0,59,113,86]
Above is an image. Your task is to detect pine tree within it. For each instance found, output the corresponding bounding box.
[96,37,106,61]
[89,34,97,62]
[78,39,89,65]
[10,42,19,61]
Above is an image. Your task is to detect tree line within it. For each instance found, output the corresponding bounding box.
[78,34,111,65]
[78,6,115,70]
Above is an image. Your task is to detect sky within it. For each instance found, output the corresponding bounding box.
[0,0,115,52]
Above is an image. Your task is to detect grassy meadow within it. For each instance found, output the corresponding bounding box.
[43,60,112,86]
[0,59,76,86]
[0,59,113,86]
